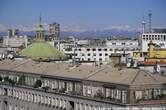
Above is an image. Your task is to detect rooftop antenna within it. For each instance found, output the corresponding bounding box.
[141,17,146,33]
[148,10,152,33]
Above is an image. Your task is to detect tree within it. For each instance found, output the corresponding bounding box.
[0,76,2,82]
[18,74,26,85]
[94,90,105,100]
[34,79,42,88]
[59,88,66,93]
[4,76,9,82]
[8,79,16,86]
[42,86,50,92]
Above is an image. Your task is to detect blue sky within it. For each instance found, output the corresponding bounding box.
[0,0,166,32]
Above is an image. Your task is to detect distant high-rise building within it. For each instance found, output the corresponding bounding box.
[153,28,166,33]
[7,29,19,38]
[148,10,152,33]
[3,29,28,49]
[49,22,60,40]
[7,29,12,38]
[141,17,146,33]
[12,29,19,36]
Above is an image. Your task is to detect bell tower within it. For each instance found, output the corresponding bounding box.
[36,15,45,41]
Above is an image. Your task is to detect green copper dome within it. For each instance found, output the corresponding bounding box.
[36,24,45,32]
[19,42,64,60]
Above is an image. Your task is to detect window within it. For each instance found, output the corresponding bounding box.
[87,86,91,94]
[87,49,90,51]
[164,35,166,41]
[87,53,91,56]
[159,43,165,47]
[155,35,157,40]
[65,48,72,51]
[88,58,91,61]
[135,91,143,100]
[105,53,108,56]
[149,35,151,40]
[152,35,154,40]
[79,49,81,51]
[161,35,163,41]
[112,43,116,45]
[158,35,160,40]
[99,58,102,61]
[104,48,107,51]
[92,48,96,51]
[82,54,85,56]
[99,53,102,56]
[98,49,102,51]
[93,53,96,56]
[109,49,113,51]
[121,43,125,45]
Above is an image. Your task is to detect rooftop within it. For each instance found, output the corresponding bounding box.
[0,59,166,86]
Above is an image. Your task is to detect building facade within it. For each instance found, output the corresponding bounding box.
[62,39,139,63]
[49,22,60,40]
[3,29,28,49]
[0,60,166,110]
[141,33,166,52]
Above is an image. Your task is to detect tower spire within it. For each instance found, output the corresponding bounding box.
[148,10,152,33]
[39,14,42,25]
[36,14,45,41]
[141,16,146,33]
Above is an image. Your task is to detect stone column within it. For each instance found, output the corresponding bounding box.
[56,98,59,108]
[41,96,44,104]
[51,97,55,106]
[128,90,135,104]
[63,100,66,109]
[80,103,83,110]
[75,102,79,110]
[27,77,30,86]
[60,99,62,108]
[51,81,54,89]
[9,104,12,110]
[48,97,51,106]
[19,91,22,100]
[16,91,19,99]
[44,96,47,105]
[31,94,34,102]
[83,85,87,96]
[34,94,37,103]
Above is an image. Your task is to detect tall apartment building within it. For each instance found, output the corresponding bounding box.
[7,29,19,38]
[49,22,60,40]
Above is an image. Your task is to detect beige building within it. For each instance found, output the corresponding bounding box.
[0,59,166,110]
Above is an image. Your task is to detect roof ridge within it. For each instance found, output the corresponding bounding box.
[131,70,159,84]
[143,70,159,83]
[83,67,107,80]
[130,70,141,84]
[9,60,30,70]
